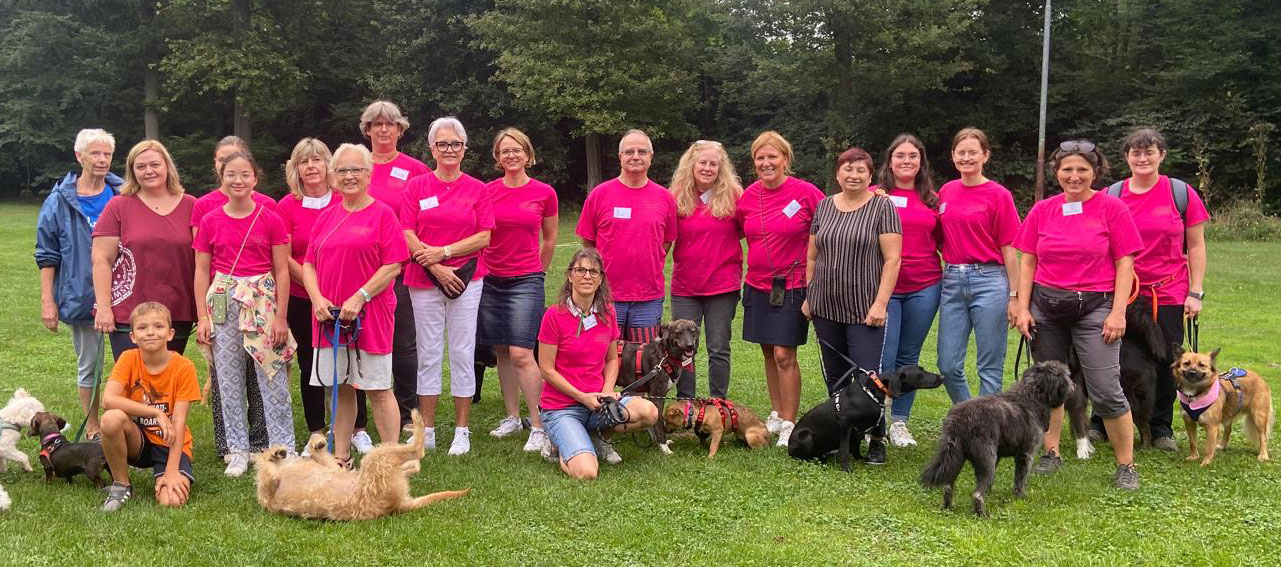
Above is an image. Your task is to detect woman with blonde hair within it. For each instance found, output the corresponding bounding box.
[668,140,743,399]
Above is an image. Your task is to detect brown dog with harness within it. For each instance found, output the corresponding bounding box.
[662,398,769,457]
[615,319,699,454]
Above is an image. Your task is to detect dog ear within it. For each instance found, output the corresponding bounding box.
[883,370,904,398]
[56,416,67,430]
[1171,344,1184,360]
[659,322,672,342]
[28,415,39,437]
[1209,347,1220,361]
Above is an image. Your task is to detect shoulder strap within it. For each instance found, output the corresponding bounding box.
[227,205,265,277]
[1169,178,1189,221]
[1106,181,1124,198]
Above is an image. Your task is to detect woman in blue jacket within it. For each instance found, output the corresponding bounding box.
[34,128,121,440]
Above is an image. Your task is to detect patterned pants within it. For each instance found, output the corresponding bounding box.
[211,300,295,454]
[210,355,268,457]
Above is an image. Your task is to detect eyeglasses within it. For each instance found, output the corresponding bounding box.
[1058,140,1096,153]
[434,141,466,152]
[570,267,603,279]
[334,167,367,177]
[498,148,525,157]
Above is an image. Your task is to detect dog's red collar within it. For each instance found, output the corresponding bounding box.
[866,371,893,399]
[39,432,66,466]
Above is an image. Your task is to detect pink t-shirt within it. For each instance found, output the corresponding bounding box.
[304,202,409,354]
[484,177,558,277]
[1117,176,1210,306]
[575,179,678,301]
[369,153,432,219]
[399,172,495,289]
[277,191,341,297]
[937,179,1021,265]
[737,177,825,291]
[190,189,278,229]
[192,204,289,277]
[886,188,943,293]
[537,303,621,411]
[1016,192,1144,292]
[671,197,743,296]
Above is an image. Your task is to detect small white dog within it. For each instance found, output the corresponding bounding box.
[0,484,9,511]
[0,388,45,473]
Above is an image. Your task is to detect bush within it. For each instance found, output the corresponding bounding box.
[1206,199,1281,241]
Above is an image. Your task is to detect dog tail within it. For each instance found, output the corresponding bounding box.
[744,427,769,449]
[1245,401,1275,449]
[919,437,964,488]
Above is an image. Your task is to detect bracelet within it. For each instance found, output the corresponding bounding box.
[358,287,373,302]
[443,246,453,260]
[1187,291,1205,300]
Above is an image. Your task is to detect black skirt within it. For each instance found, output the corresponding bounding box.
[741,284,809,346]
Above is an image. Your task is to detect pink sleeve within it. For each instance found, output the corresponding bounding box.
[1014,202,1043,255]
[192,216,214,253]
[993,190,1021,247]
[476,185,495,231]
[93,198,123,237]
[544,187,559,217]
[189,199,208,228]
[576,192,598,241]
[266,212,289,246]
[1110,202,1144,259]
[399,179,419,230]
[536,307,560,345]
[380,208,410,265]
[1185,186,1211,227]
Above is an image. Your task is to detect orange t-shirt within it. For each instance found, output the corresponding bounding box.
[109,349,201,458]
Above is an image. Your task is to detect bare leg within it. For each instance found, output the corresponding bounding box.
[418,394,439,427]
[365,389,401,446]
[510,346,543,428]
[1102,411,1135,465]
[99,409,142,485]
[1043,405,1065,454]
[454,396,471,428]
[495,347,521,420]
[773,345,801,422]
[330,385,357,460]
[761,344,781,414]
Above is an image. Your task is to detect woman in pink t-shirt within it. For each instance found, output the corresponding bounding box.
[737,131,825,447]
[190,136,279,237]
[477,128,559,451]
[668,140,744,400]
[401,117,494,457]
[875,134,943,448]
[1014,140,1144,490]
[537,248,659,479]
[192,151,295,477]
[936,128,1021,403]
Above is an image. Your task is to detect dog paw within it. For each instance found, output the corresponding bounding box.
[266,447,288,462]
[1075,437,1095,460]
[658,441,673,455]
[1186,454,1200,461]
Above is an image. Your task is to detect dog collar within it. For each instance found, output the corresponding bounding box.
[1177,377,1220,412]
[866,371,893,399]
[0,420,18,434]
[39,432,66,466]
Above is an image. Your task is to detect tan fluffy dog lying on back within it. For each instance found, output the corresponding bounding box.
[254,410,468,520]
[662,399,770,457]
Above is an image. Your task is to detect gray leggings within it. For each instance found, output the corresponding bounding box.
[1029,285,1129,418]
[671,291,739,399]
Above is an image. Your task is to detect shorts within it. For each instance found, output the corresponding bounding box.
[741,284,809,346]
[128,421,195,483]
[540,396,640,463]
[310,347,393,391]
[477,273,545,348]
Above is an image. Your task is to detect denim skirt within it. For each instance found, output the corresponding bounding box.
[741,284,809,346]
[477,273,546,348]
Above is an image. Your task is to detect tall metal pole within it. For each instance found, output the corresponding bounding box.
[1034,0,1052,202]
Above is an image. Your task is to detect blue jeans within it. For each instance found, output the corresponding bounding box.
[880,282,941,422]
[936,264,1009,402]
[540,396,640,463]
[614,298,665,340]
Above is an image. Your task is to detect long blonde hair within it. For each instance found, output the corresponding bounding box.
[284,138,334,198]
[120,140,184,196]
[669,140,742,218]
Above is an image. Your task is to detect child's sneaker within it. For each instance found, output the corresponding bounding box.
[224,452,250,477]
[351,431,375,454]
[101,482,132,512]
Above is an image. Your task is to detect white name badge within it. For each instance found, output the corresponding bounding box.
[700,191,712,204]
[782,200,801,218]
[301,193,333,210]
[419,196,439,210]
[613,207,632,219]
[390,167,410,181]
[939,203,947,214]
[890,195,908,208]
[1062,201,1083,216]
[581,314,598,330]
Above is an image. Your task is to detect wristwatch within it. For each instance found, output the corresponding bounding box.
[1187,291,1205,300]
[358,287,373,302]
[1008,290,1018,298]
[443,245,453,260]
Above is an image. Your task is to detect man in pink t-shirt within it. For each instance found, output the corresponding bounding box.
[576,129,678,343]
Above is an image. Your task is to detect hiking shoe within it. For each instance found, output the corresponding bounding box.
[351,431,375,454]
[1033,450,1062,475]
[1152,436,1179,452]
[1087,428,1107,444]
[1113,463,1140,491]
[523,428,548,453]
[775,421,795,448]
[887,421,917,447]
[594,435,622,464]
[766,411,782,434]
[101,482,132,512]
[490,416,523,438]
[224,452,250,477]
[448,428,471,456]
[865,439,887,465]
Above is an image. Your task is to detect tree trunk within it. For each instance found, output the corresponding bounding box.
[231,0,252,145]
[586,133,602,190]
[143,66,160,139]
[234,95,252,146]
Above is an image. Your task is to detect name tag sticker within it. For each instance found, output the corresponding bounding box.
[939,203,947,214]
[890,195,908,208]
[613,207,632,219]
[700,191,712,204]
[419,196,439,210]
[782,200,801,218]
[581,314,597,330]
[1062,202,1083,216]
[390,167,409,181]
[301,193,333,210]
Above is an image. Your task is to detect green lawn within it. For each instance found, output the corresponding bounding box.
[1,201,1278,566]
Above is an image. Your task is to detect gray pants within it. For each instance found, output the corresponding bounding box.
[69,324,104,388]
[212,300,296,453]
[671,291,739,399]
[1029,285,1129,418]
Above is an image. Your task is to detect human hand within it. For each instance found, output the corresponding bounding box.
[312,296,336,322]
[413,246,446,266]
[1184,296,1203,318]
[41,300,59,332]
[428,264,464,295]
[801,299,812,320]
[269,314,289,346]
[1014,308,1036,340]
[94,308,115,334]
[196,319,212,345]
[1006,298,1020,327]
[154,412,176,446]
[864,302,888,327]
[1102,309,1126,344]
[339,294,366,322]
[156,470,189,503]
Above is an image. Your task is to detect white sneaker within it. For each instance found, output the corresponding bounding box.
[766,411,782,435]
[224,452,250,477]
[776,421,795,448]
[524,428,548,452]
[541,439,560,463]
[408,426,436,450]
[351,431,375,454]
[594,435,622,464]
[490,415,523,438]
[448,427,471,456]
[887,421,917,447]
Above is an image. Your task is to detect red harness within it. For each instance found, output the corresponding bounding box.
[618,341,687,379]
[682,399,740,433]
[38,432,65,469]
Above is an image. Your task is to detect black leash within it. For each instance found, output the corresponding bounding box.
[1185,316,1199,352]
[815,337,885,409]
[618,353,670,396]
[1013,334,1028,382]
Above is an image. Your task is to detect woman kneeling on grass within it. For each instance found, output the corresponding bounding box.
[537,248,659,480]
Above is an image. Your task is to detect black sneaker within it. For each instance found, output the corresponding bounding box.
[1113,463,1140,491]
[101,482,132,512]
[1032,450,1062,475]
[865,439,887,465]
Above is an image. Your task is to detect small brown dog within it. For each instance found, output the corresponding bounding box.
[1172,347,1274,466]
[662,399,769,457]
[254,410,468,521]
[28,411,107,488]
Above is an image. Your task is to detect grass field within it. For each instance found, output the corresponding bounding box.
[0,201,1278,566]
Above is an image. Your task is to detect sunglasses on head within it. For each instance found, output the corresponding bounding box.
[1058,140,1096,154]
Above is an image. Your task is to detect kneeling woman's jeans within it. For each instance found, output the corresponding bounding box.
[936,264,1009,402]
[540,396,641,463]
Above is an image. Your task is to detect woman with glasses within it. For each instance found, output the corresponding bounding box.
[401,116,493,456]
[537,248,659,479]
[191,136,278,236]
[936,128,1021,403]
[303,143,408,469]
[478,128,558,452]
[668,140,744,399]
[1014,139,1143,490]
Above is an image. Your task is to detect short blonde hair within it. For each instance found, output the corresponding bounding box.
[360,100,410,138]
[129,301,172,326]
[669,140,741,219]
[491,127,536,171]
[284,138,333,198]
[330,143,373,170]
[120,140,184,196]
[74,128,115,154]
[750,131,794,176]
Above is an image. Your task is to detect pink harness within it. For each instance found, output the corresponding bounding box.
[1177,379,1220,421]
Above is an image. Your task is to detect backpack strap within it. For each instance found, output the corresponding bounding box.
[1169,177,1189,222]
[1106,181,1124,198]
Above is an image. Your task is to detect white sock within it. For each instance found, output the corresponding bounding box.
[455,426,469,435]
[531,426,544,433]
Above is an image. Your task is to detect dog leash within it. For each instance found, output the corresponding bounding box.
[1185,316,1199,352]
[815,337,892,406]
[322,307,362,448]
[1013,334,1028,382]
[617,352,670,396]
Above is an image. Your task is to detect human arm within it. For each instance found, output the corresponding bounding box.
[269,244,291,346]
[102,380,174,444]
[1014,252,1038,340]
[1185,223,1206,317]
[538,341,601,410]
[410,230,491,266]
[40,267,59,332]
[801,234,818,320]
[867,233,902,327]
[1002,245,1020,325]
[194,252,212,344]
[540,215,559,271]
[1103,256,1134,344]
[91,236,120,333]
[338,263,401,322]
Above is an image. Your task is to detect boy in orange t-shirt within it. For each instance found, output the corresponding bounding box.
[100,301,201,511]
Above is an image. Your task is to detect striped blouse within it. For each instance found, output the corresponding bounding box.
[808,195,902,324]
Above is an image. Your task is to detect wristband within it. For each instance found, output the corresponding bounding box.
[443,246,453,260]
[358,287,373,302]
[1187,291,1204,300]
[1008,290,1018,298]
